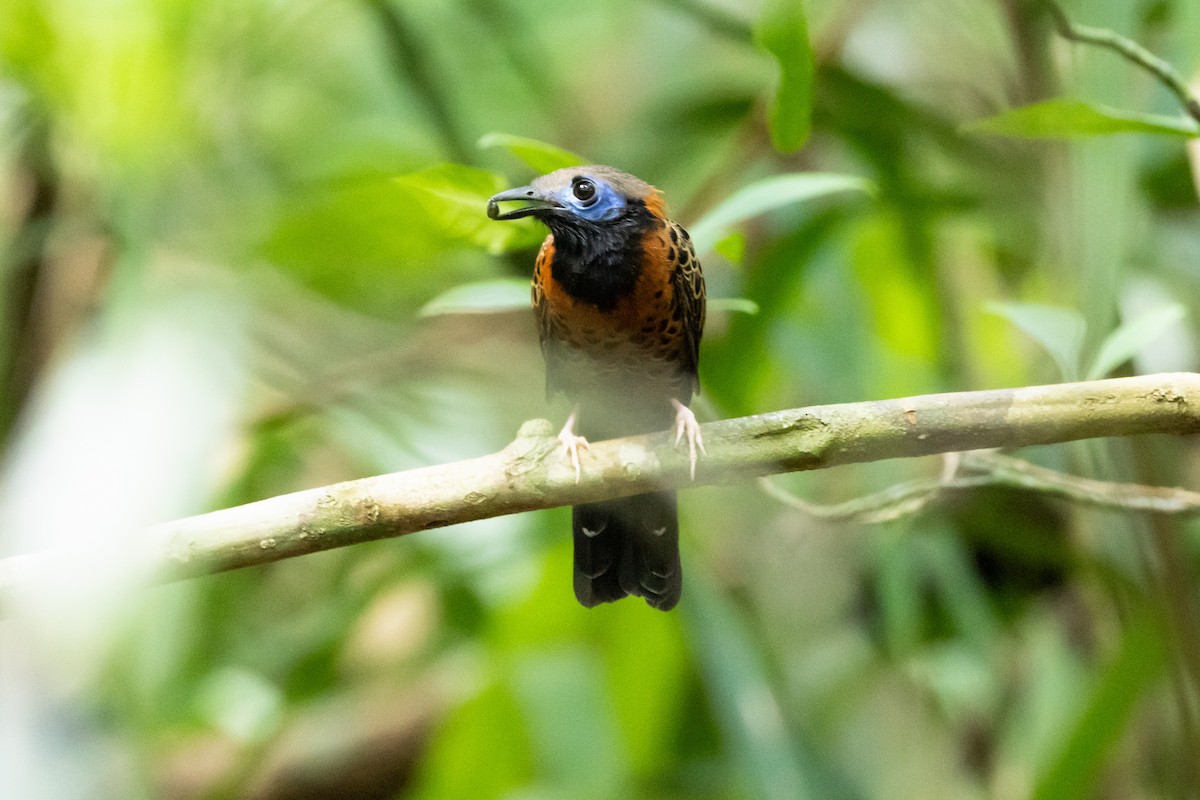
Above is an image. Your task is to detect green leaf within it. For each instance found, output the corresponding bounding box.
[1085,303,1188,380]
[713,230,746,265]
[419,278,531,316]
[598,601,688,777]
[511,648,632,796]
[871,523,924,655]
[394,163,543,255]
[193,667,282,744]
[755,0,814,152]
[1031,619,1164,800]
[684,576,822,800]
[964,99,1200,139]
[987,302,1086,381]
[689,173,872,255]
[477,132,588,174]
[915,525,999,650]
[407,682,533,800]
[708,297,760,315]
[754,0,814,152]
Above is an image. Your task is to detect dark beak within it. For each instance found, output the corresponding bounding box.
[487,185,559,221]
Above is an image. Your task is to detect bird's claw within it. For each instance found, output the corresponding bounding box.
[556,413,589,483]
[671,399,705,480]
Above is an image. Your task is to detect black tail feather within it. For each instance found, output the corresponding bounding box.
[572,491,682,611]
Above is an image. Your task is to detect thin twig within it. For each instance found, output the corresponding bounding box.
[757,473,996,524]
[1048,2,1200,124]
[758,446,1200,525]
[965,451,1200,513]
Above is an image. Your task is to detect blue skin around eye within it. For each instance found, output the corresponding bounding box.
[560,181,626,222]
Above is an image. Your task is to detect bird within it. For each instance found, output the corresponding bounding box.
[488,166,705,611]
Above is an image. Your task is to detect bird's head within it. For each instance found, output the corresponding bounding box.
[487,166,665,230]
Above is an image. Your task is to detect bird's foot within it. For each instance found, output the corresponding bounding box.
[557,412,589,483]
[671,399,706,480]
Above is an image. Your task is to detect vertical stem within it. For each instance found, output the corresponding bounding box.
[0,116,56,448]
[364,0,473,164]
[999,0,1059,104]
[1131,436,1200,783]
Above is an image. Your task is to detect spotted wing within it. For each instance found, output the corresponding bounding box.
[531,235,563,400]
[668,222,705,397]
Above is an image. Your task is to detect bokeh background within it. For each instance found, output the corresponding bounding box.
[3,0,1200,798]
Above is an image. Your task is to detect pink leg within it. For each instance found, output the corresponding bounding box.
[557,410,590,483]
[671,399,706,480]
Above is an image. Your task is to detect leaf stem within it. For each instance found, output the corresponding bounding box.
[1048,3,1200,124]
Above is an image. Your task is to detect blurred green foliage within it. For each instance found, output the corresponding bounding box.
[2,0,1200,799]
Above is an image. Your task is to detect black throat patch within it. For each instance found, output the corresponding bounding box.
[544,199,658,312]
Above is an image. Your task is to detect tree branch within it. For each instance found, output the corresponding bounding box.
[2,373,1198,591]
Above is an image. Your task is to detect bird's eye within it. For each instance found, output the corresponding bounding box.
[572,179,597,203]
